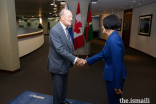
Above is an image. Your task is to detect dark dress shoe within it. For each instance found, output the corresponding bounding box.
[61,101,72,104]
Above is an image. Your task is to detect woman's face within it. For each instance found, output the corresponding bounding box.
[102,26,106,34]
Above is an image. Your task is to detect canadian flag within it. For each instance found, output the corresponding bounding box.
[74,2,84,50]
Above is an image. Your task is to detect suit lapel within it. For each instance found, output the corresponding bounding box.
[58,23,74,51]
[66,28,74,51]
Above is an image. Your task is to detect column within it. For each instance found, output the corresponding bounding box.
[42,17,48,34]
[16,18,19,27]
[0,0,20,72]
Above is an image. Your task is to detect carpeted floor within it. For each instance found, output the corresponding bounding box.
[0,35,156,104]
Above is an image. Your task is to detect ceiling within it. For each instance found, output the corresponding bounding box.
[15,0,156,18]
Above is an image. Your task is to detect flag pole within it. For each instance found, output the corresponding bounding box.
[86,42,88,59]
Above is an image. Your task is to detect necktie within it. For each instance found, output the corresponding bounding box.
[65,28,73,51]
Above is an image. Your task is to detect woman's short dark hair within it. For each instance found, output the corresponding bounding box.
[103,15,121,30]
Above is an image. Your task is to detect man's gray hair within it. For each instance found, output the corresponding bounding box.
[59,9,66,18]
[59,9,71,18]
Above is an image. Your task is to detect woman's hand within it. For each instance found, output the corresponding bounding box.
[114,88,123,94]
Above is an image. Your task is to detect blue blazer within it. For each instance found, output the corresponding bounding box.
[86,30,127,89]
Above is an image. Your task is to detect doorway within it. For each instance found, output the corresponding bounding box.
[122,9,133,47]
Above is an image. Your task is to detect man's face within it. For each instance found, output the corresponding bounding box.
[62,10,73,27]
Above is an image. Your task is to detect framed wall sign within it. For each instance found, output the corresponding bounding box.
[138,14,153,36]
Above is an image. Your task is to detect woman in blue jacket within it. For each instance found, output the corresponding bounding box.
[83,15,127,104]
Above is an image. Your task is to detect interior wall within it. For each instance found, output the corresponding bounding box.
[130,2,156,58]
[19,19,40,29]
[92,17,100,31]
[48,17,60,33]
[99,13,110,40]
[114,11,124,38]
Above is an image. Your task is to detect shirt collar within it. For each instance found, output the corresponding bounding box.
[59,21,67,30]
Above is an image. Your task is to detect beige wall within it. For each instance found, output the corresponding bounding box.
[130,2,156,58]
[114,11,124,38]
[99,13,110,40]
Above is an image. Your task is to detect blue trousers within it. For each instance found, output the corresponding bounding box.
[105,80,124,104]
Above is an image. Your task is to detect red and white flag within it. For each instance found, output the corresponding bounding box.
[74,2,84,50]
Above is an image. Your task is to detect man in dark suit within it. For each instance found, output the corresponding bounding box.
[47,9,83,104]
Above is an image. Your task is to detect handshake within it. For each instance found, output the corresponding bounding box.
[76,58,87,66]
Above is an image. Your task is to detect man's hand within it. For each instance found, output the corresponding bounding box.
[76,58,87,66]
[82,59,87,65]
[114,88,123,94]
[76,58,83,66]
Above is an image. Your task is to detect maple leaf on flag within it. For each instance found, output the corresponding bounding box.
[74,19,82,34]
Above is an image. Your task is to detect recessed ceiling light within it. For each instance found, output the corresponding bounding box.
[54,11,56,12]
[49,13,52,14]
[133,1,136,2]
[51,4,53,5]
[60,2,65,5]
[32,16,34,17]
[112,12,113,13]
[92,2,97,4]
[55,5,57,7]
[53,8,57,10]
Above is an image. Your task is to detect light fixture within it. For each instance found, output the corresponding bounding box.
[60,1,65,5]
[51,4,53,5]
[91,15,99,17]
[120,7,122,8]
[92,1,97,4]
[54,11,56,12]
[53,8,57,10]
[112,11,113,13]
[55,5,57,7]
[112,9,114,10]
[133,1,136,2]
[32,16,34,17]
[49,13,52,14]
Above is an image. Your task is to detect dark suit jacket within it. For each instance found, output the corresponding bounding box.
[47,22,76,74]
[86,30,127,89]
